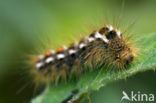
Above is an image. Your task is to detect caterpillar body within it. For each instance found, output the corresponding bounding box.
[31,25,136,84]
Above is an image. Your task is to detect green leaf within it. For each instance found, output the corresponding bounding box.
[32,33,156,103]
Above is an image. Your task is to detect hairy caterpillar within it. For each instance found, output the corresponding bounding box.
[29,25,136,85]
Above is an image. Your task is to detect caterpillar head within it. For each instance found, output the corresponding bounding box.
[106,31,136,68]
[95,25,136,69]
[120,48,134,67]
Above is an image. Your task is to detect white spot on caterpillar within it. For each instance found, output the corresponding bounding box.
[109,25,114,31]
[57,54,65,59]
[79,43,86,49]
[88,37,95,42]
[117,30,121,36]
[95,32,102,38]
[69,49,76,54]
[36,62,43,69]
[45,57,54,63]
[95,32,108,43]
[101,35,109,43]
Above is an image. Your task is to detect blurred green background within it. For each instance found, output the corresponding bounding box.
[0,0,156,103]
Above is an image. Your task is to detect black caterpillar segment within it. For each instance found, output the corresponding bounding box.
[35,25,135,81]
